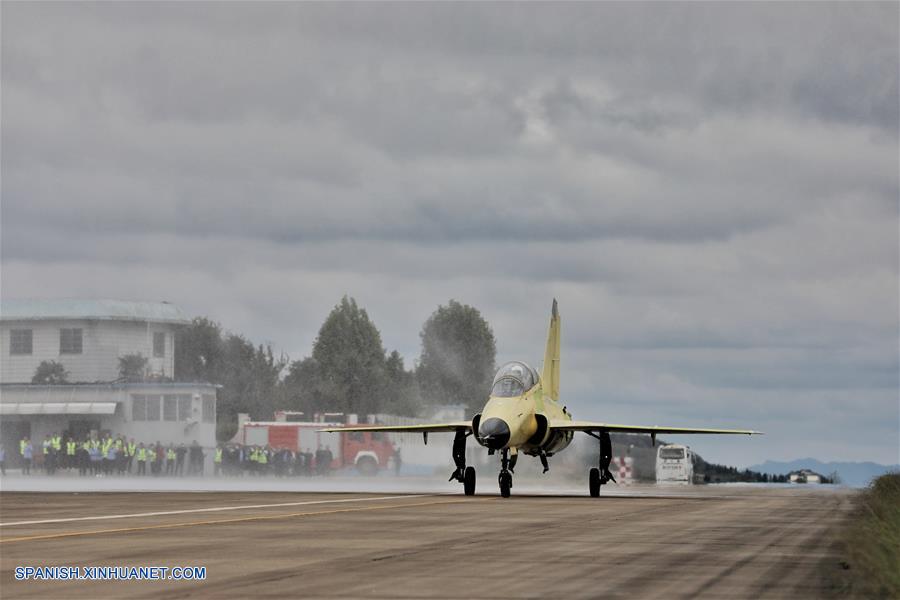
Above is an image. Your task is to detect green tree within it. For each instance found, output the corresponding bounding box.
[175,317,224,382]
[31,360,69,384]
[383,350,421,417]
[118,353,149,382]
[417,300,496,415]
[282,356,325,416]
[215,334,287,434]
[174,316,287,440]
[310,296,388,416]
[282,298,421,418]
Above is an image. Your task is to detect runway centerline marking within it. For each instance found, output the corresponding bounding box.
[0,497,491,544]
[0,494,430,527]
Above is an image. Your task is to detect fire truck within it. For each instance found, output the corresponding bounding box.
[234,412,397,475]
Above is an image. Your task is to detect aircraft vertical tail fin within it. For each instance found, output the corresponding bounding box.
[541,299,561,401]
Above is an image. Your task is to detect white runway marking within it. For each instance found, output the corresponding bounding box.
[0,494,430,527]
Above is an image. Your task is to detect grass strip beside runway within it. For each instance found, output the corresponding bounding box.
[831,473,900,598]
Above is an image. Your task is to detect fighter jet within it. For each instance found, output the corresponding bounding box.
[322,300,761,497]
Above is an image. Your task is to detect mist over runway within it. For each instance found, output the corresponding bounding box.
[0,473,848,498]
[1,485,853,599]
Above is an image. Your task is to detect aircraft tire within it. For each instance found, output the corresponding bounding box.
[589,468,601,497]
[499,471,512,498]
[464,466,476,496]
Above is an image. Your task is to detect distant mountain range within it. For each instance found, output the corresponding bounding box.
[748,458,898,488]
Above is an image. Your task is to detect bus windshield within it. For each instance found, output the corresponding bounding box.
[659,448,685,459]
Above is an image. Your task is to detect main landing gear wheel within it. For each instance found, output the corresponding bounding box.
[499,471,512,498]
[589,467,601,497]
[464,466,476,496]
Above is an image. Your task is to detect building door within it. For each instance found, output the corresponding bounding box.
[0,420,31,467]
[67,420,101,441]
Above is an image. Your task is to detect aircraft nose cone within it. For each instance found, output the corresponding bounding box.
[479,417,510,450]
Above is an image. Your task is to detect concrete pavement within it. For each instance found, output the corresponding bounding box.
[0,486,854,599]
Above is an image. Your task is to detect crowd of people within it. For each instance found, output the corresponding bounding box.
[6,433,339,477]
[13,434,207,476]
[215,445,336,477]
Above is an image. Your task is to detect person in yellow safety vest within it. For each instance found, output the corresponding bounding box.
[148,447,158,476]
[66,440,76,470]
[127,439,137,474]
[20,438,29,473]
[258,446,268,475]
[51,433,62,473]
[136,443,148,476]
[166,446,176,476]
[103,436,115,473]
[20,438,32,475]
[101,438,111,475]
[214,446,223,477]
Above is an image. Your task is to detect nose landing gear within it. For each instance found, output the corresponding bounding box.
[498,448,513,497]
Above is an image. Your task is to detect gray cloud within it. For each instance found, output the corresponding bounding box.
[2,2,898,467]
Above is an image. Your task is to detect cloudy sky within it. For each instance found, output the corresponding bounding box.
[2,3,898,467]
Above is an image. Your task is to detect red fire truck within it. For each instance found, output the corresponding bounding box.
[234,412,396,475]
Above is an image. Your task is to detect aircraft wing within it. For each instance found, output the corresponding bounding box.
[549,420,762,436]
[318,422,472,433]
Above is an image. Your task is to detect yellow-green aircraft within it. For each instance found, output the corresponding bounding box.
[323,300,761,497]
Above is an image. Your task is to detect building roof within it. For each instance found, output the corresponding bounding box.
[0,382,219,390]
[789,469,824,477]
[0,299,191,325]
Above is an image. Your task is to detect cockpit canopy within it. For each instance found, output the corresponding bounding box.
[490,361,540,398]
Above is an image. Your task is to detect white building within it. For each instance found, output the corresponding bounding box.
[0,299,217,470]
[788,469,824,484]
[1,299,187,383]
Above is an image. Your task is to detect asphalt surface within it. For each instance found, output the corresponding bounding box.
[0,486,854,599]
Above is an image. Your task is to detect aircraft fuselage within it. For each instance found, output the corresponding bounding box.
[477,374,574,456]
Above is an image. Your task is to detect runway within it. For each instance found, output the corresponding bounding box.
[0,485,854,599]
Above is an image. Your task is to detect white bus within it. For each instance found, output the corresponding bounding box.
[656,444,694,484]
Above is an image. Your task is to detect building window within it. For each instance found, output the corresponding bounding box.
[202,394,216,424]
[9,329,33,355]
[132,395,147,421]
[146,396,161,421]
[178,395,192,421]
[153,332,165,357]
[163,395,177,421]
[60,328,83,354]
